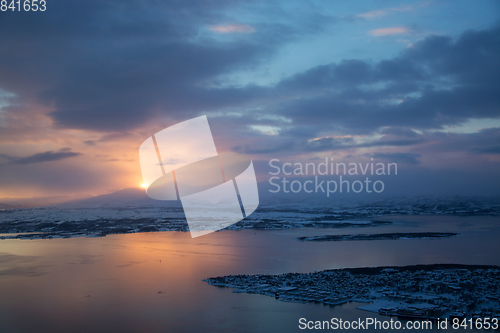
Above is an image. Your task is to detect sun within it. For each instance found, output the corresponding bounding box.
[141,183,147,188]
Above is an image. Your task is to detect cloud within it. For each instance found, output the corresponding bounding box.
[0,150,117,196]
[219,24,500,162]
[369,152,421,165]
[427,128,500,155]
[269,25,500,135]
[369,27,410,36]
[472,146,500,154]
[357,10,388,19]
[0,1,499,198]
[0,0,330,132]
[1,149,82,165]
[357,3,425,20]
[380,127,421,138]
[209,24,256,34]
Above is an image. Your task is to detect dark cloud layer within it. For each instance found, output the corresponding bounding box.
[275,25,500,136]
[0,1,499,197]
[0,149,81,165]
[1,1,498,140]
[0,0,329,131]
[369,152,421,165]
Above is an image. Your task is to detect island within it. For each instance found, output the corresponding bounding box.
[297,232,458,242]
[205,264,500,321]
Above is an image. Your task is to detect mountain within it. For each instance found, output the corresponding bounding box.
[57,187,182,209]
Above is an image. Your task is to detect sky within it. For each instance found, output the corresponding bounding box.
[0,0,499,200]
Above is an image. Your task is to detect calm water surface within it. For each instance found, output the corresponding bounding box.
[1,215,499,332]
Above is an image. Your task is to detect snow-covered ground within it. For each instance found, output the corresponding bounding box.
[1,190,498,239]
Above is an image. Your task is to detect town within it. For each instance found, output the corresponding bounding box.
[205,264,500,321]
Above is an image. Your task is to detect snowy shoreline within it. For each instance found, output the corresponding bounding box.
[205,264,500,321]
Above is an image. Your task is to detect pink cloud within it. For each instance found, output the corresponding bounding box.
[369,27,410,36]
[209,24,256,34]
[357,2,428,19]
[357,9,389,19]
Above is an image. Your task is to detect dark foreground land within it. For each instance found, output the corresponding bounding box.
[0,214,393,239]
[297,232,458,242]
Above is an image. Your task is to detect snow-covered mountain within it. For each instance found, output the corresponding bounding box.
[57,188,182,209]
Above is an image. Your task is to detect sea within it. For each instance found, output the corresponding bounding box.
[1,215,499,332]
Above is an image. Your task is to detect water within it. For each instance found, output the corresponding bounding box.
[1,215,499,332]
